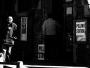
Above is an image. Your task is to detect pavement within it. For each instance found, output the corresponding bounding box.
[0,61,88,68]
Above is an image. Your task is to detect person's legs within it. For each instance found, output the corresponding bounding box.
[8,46,12,55]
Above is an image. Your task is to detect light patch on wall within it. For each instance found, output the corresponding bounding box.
[66,7,72,15]
[65,0,72,2]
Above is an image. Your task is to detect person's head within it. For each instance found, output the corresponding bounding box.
[8,16,13,23]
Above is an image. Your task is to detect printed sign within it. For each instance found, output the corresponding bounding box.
[38,44,45,60]
[76,21,86,41]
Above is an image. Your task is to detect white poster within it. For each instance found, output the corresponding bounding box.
[76,21,86,41]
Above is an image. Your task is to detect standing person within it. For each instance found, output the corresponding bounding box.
[3,16,17,62]
[5,16,17,44]
[42,14,61,64]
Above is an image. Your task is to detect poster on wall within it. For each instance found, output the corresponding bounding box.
[76,20,87,42]
[21,17,28,41]
[38,44,45,60]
